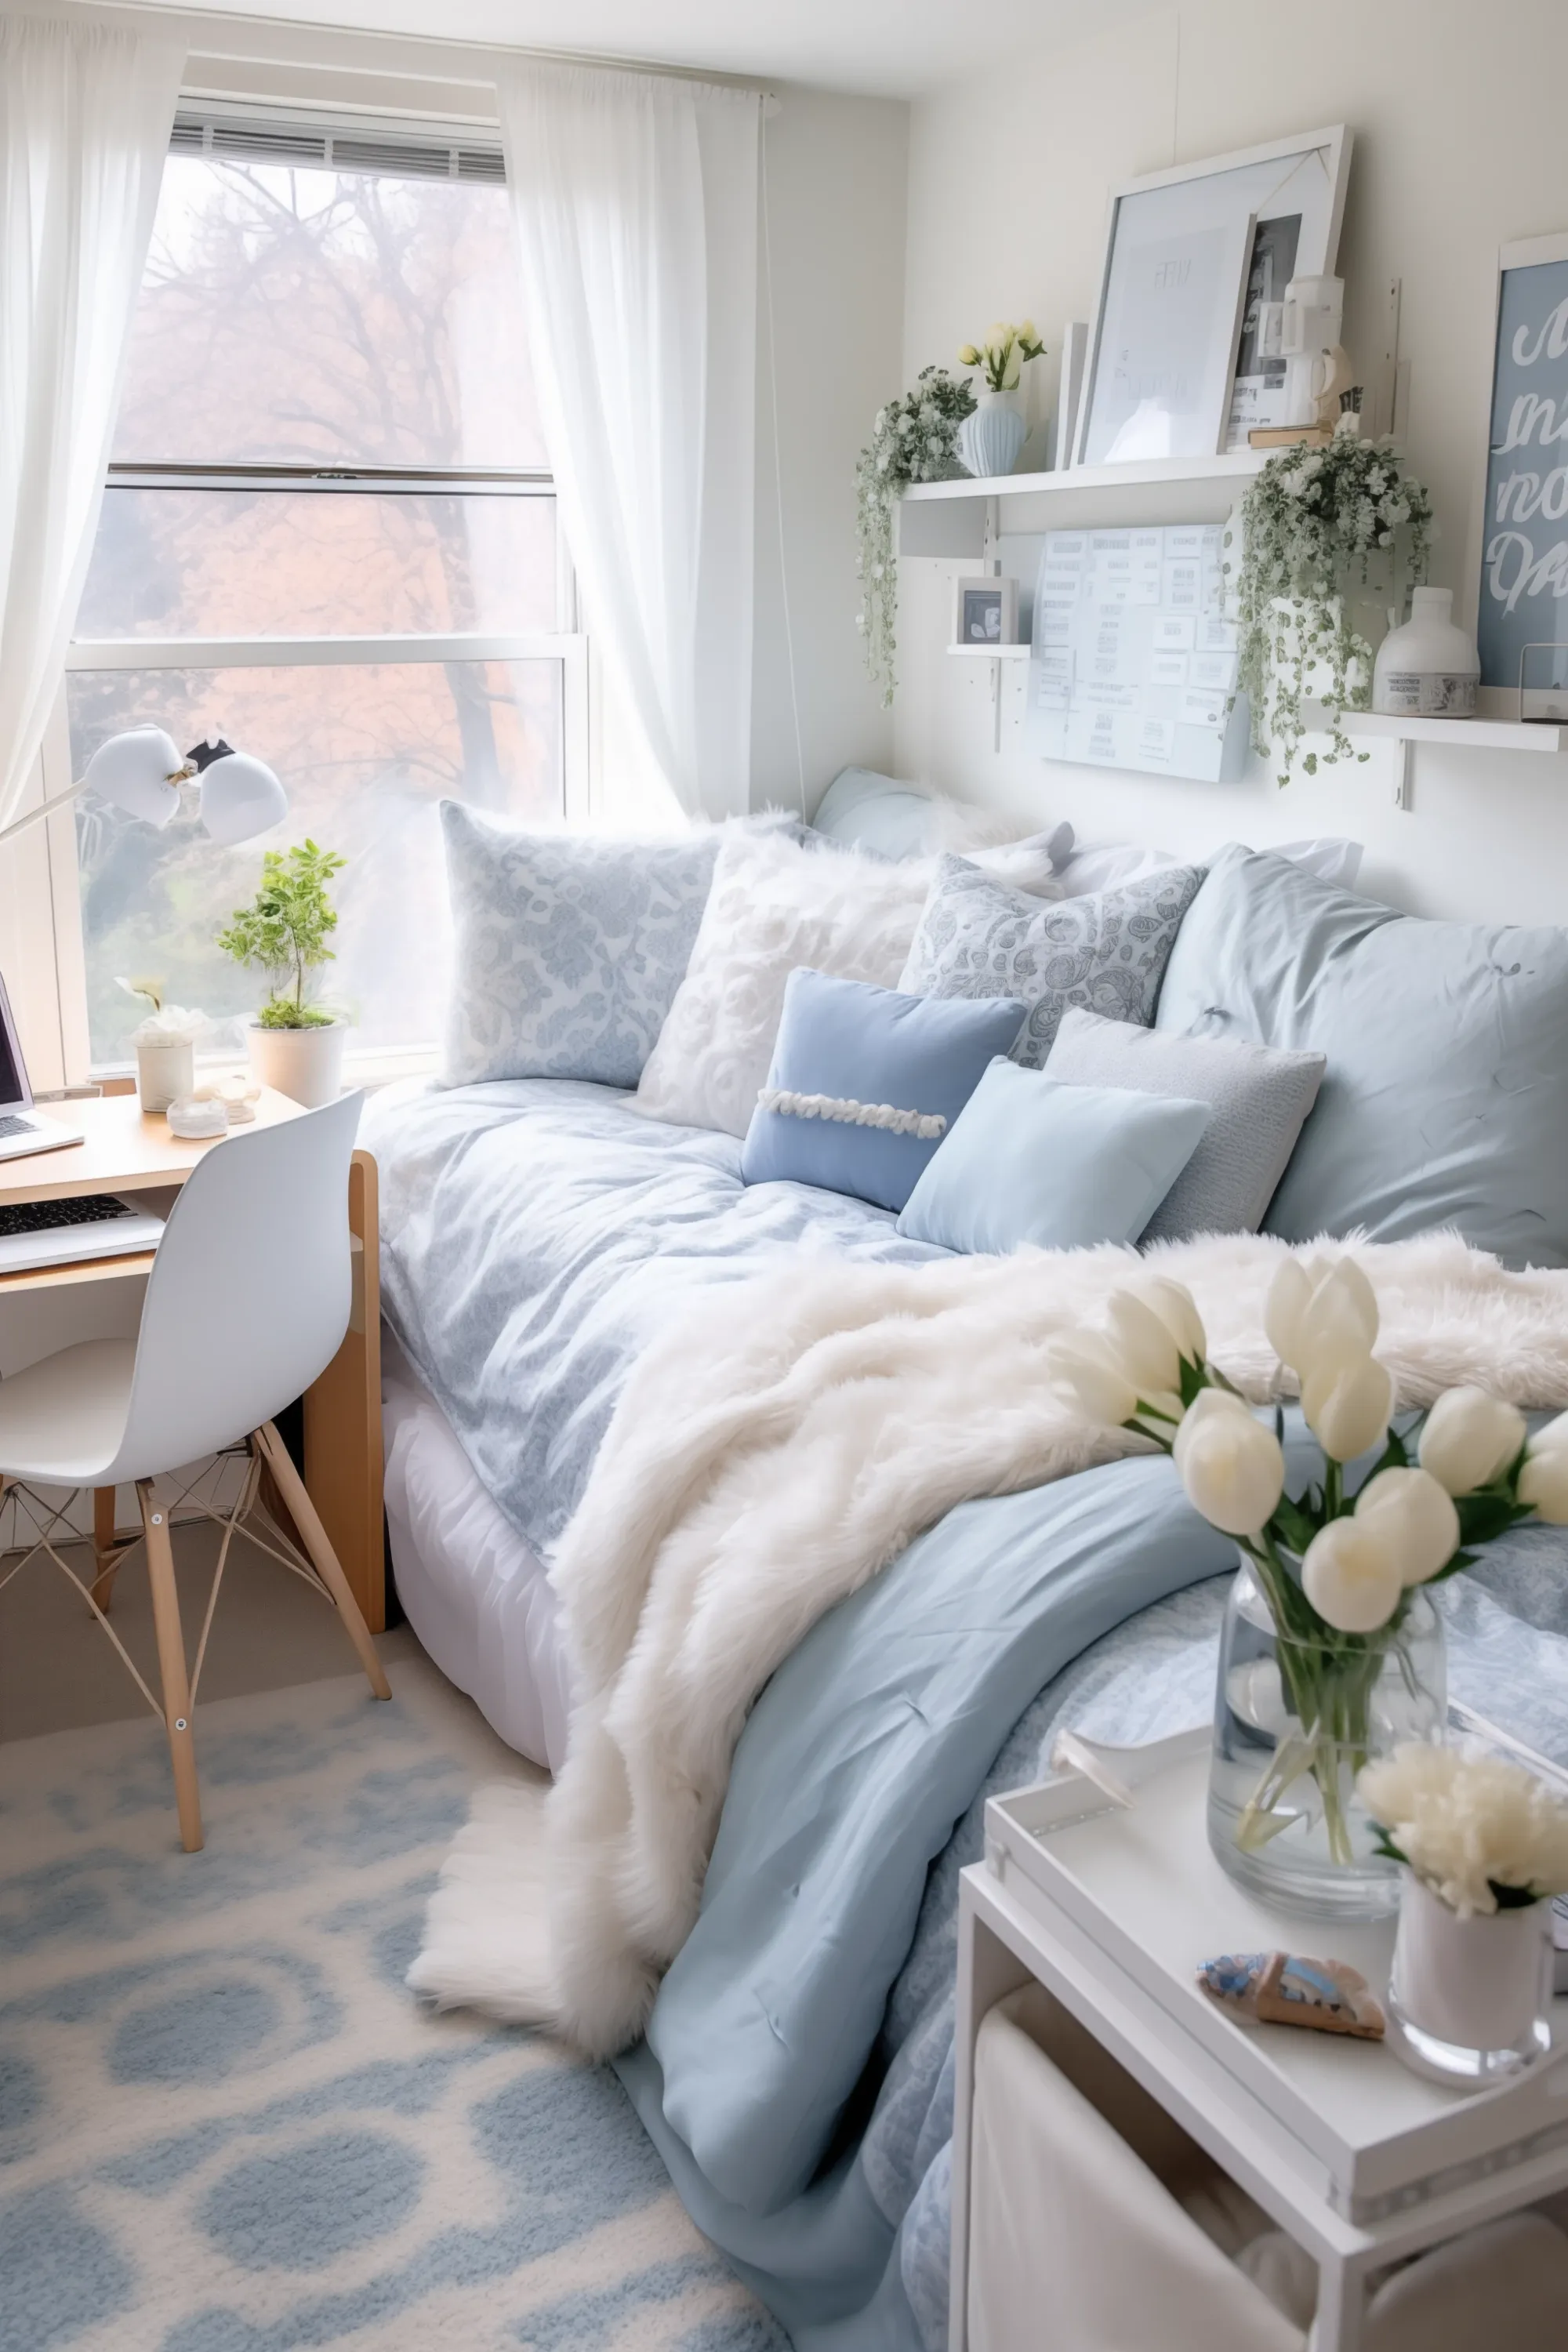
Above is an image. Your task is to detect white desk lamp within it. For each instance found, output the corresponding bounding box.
[0,726,287,850]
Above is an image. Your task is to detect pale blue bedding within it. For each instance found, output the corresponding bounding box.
[364,1080,1568,2352]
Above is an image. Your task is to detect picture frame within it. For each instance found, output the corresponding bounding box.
[952,575,1019,648]
[1475,232,1568,706]
[1075,126,1352,469]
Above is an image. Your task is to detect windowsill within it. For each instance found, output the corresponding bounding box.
[88,1044,439,1097]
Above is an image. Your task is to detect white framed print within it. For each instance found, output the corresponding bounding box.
[1075,126,1352,468]
[952,575,1019,648]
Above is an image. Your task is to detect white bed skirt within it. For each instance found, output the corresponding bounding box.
[382,1344,575,1773]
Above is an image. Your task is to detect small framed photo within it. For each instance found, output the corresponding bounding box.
[953,576,1018,648]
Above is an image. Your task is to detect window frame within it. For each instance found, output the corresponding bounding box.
[31,129,591,1090]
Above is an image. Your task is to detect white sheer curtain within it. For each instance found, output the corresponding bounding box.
[0,13,184,830]
[498,61,760,824]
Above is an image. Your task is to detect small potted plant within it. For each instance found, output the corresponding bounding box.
[216,839,348,1108]
[955,321,1046,477]
[855,364,977,706]
[1227,430,1435,784]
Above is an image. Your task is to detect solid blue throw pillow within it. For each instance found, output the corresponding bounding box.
[740,968,1026,1213]
[897,1060,1211,1254]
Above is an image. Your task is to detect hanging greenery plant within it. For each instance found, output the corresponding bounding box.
[855,365,976,706]
[1227,433,1435,786]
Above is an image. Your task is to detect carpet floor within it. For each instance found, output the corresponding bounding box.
[0,1632,787,2352]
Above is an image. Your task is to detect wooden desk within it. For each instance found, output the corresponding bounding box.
[0,1093,384,1630]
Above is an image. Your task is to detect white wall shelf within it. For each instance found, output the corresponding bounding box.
[1301,701,1568,810]
[898,452,1265,558]
[946,641,1031,659]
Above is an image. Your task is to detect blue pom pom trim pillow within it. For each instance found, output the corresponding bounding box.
[740,967,1026,1213]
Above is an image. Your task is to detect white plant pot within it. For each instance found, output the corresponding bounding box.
[135,1038,194,1116]
[1388,1871,1554,2086]
[248,1021,346,1109]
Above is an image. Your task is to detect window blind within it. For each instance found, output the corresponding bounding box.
[169,107,506,184]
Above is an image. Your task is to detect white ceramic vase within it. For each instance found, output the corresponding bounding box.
[1388,1872,1554,2086]
[248,1022,346,1109]
[136,1038,194,1116]
[1371,585,1480,717]
[958,389,1027,480]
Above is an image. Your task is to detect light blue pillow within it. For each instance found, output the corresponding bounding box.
[809,767,937,858]
[1154,844,1568,1266]
[896,1061,1210,1254]
[740,968,1026,1213]
[441,804,742,1088]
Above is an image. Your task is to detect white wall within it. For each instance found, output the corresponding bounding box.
[751,84,908,813]
[895,0,1568,922]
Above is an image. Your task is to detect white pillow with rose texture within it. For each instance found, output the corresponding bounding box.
[634,827,1059,1139]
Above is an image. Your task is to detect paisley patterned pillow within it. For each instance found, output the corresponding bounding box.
[898,853,1206,1069]
[441,804,751,1089]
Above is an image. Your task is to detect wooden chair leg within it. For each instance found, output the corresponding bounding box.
[136,1479,203,1854]
[252,1424,391,1701]
[91,1486,122,1613]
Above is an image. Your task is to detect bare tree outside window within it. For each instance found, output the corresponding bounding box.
[71,151,575,1066]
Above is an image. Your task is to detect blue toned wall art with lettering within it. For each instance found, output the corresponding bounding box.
[1479,248,1568,697]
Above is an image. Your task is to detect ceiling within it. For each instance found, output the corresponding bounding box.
[164,0,1135,100]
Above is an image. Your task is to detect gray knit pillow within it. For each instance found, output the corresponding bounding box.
[898,855,1204,1069]
[1044,1006,1326,1241]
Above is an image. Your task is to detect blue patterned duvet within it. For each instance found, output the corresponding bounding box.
[363,1079,1568,2351]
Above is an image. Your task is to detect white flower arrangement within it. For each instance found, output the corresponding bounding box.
[956,320,1045,395]
[1359,1743,1568,1918]
[855,365,977,706]
[116,975,205,1048]
[1049,1260,1568,1861]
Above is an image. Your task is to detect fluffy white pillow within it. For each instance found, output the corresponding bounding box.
[635,829,1059,1138]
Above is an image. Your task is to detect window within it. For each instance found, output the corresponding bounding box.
[55,114,588,1076]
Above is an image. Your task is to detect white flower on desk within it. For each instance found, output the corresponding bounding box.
[1359,1744,1568,1918]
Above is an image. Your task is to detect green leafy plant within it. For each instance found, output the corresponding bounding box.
[1228,432,1435,786]
[855,365,976,706]
[216,840,346,1030]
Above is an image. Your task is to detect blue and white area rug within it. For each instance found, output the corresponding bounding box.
[0,1635,786,2352]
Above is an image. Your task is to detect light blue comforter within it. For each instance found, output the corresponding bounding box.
[364,1080,1568,2352]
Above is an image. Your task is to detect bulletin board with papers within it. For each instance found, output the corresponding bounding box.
[1024,525,1252,782]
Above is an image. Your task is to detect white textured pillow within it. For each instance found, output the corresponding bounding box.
[636,829,1062,1138]
[636,833,935,1137]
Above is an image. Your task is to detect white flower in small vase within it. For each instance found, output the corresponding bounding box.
[1047,1254,1559,1917]
[1360,1744,1568,2085]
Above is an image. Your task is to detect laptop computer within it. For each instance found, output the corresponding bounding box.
[0,969,168,1272]
[0,970,84,1160]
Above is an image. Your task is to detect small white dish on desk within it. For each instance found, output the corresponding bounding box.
[165,1095,228,1139]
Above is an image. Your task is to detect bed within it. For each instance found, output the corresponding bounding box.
[363,813,1568,2351]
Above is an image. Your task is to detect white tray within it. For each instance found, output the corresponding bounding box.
[984,1723,1568,2223]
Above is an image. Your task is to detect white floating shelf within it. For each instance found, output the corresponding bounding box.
[898,452,1265,559]
[1303,702,1568,754]
[904,451,1266,503]
[946,641,1031,659]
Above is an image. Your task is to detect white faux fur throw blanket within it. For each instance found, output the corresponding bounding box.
[410,1232,1568,2056]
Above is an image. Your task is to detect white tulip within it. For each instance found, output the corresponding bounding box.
[1301,1515,1404,1633]
[1263,1256,1320,1371]
[1173,1390,1285,1536]
[1417,1386,1527,1496]
[1137,1276,1207,1367]
[1265,1258,1377,1388]
[1105,1291,1182,1397]
[1048,1334,1136,1428]
[1519,1440,1568,1525]
[1354,1465,1460,1585]
[1301,1352,1393,1463]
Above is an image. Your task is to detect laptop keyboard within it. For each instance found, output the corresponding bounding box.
[0,1114,38,1139]
[0,1194,133,1238]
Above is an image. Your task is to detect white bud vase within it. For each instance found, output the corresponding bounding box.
[136,1038,193,1116]
[1372,585,1479,718]
[1387,1871,1553,2086]
[958,389,1027,481]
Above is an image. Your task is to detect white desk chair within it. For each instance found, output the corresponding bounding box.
[0,1091,390,1849]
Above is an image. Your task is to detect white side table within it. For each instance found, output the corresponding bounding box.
[951,1727,1568,2352]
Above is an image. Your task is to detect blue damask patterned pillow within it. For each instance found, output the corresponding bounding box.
[441,804,753,1089]
[898,853,1205,1069]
